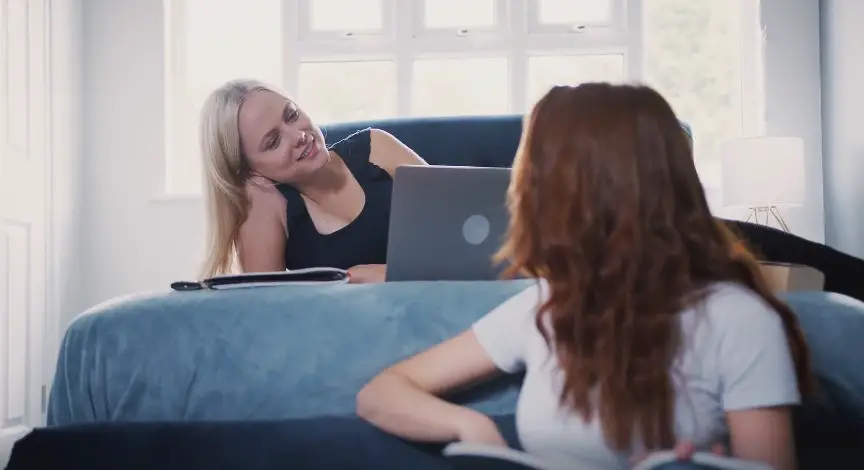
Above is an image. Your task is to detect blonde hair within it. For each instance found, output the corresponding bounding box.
[199,79,283,278]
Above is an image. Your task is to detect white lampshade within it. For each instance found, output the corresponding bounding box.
[719,136,806,208]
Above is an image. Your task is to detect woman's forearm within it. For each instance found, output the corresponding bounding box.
[347,264,387,283]
[356,371,487,442]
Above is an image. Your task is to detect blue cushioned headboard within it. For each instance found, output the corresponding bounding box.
[321,115,692,168]
[322,115,523,168]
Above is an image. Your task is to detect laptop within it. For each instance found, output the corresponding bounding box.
[385,165,513,282]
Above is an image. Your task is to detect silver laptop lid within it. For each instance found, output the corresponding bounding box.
[385,165,512,282]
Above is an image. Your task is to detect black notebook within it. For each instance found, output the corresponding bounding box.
[170,267,350,291]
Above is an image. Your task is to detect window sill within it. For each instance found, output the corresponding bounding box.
[149,192,203,204]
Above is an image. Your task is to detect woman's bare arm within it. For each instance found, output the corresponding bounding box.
[368,128,427,177]
[236,182,288,272]
[726,407,797,470]
[356,330,502,442]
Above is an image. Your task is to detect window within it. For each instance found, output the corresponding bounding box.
[528,0,616,32]
[526,54,626,107]
[164,0,762,195]
[411,57,510,116]
[164,0,283,195]
[298,61,398,123]
[643,0,761,189]
[423,0,496,30]
[309,0,383,32]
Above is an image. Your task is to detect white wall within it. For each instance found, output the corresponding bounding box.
[81,0,205,313]
[78,0,828,309]
[820,0,864,259]
[756,0,825,243]
[47,0,87,356]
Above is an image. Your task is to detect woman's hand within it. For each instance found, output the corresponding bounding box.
[347,264,387,283]
[455,414,508,447]
[672,441,726,460]
[631,440,726,465]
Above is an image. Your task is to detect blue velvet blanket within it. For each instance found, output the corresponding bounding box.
[48,280,534,425]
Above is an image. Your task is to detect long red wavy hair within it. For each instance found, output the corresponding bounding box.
[495,83,814,450]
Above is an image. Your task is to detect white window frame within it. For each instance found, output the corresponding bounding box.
[162,0,763,196]
[412,0,506,39]
[297,0,397,41]
[738,0,766,136]
[526,0,628,36]
[282,0,638,118]
[163,0,188,196]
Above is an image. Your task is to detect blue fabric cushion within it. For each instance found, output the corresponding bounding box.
[784,291,864,417]
[48,280,532,425]
[323,115,524,168]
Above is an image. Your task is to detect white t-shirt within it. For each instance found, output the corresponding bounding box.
[472,281,800,469]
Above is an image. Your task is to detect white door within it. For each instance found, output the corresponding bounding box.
[0,0,49,462]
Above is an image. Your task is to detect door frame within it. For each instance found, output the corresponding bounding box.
[41,0,57,421]
[1,0,57,463]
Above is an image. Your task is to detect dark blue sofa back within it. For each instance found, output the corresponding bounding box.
[321,114,693,168]
[322,115,524,168]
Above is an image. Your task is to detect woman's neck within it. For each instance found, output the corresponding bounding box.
[293,150,349,201]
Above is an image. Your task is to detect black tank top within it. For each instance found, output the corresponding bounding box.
[276,128,392,270]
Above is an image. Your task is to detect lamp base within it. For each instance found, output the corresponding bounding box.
[743,206,791,233]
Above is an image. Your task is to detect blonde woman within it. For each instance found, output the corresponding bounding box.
[199,79,427,283]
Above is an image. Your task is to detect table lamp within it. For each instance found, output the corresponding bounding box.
[718,136,805,232]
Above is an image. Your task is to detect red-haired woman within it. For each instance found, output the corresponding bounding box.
[357,83,814,470]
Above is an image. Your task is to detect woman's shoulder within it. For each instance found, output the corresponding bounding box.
[330,127,413,177]
[701,282,778,318]
[326,128,374,171]
[473,281,547,335]
[684,282,786,343]
[236,181,289,254]
[329,127,373,154]
[244,179,288,218]
[330,127,410,155]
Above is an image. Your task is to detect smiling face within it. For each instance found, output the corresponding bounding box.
[237,90,329,184]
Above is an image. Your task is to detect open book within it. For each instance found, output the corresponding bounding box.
[170,267,350,291]
[442,443,774,470]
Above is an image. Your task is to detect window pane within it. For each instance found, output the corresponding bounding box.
[424,0,495,29]
[537,0,612,25]
[527,54,625,106]
[298,61,397,124]
[174,0,282,194]
[412,58,509,116]
[183,0,282,113]
[644,0,744,187]
[310,0,382,32]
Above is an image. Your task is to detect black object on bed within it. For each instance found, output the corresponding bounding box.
[5,415,522,470]
[725,220,864,302]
